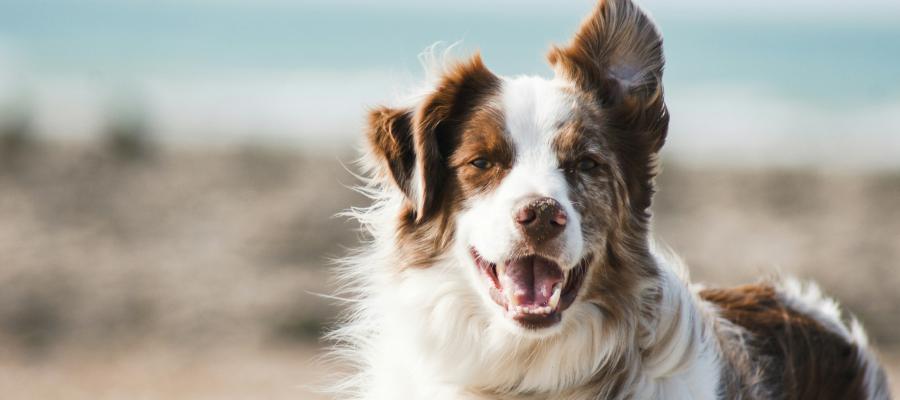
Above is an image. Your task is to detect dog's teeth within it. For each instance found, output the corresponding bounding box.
[548,283,562,309]
[508,304,557,316]
[496,262,506,277]
[514,306,551,315]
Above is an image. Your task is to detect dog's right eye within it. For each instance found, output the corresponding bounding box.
[470,158,493,170]
[576,158,599,172]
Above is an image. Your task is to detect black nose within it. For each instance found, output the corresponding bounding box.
[514,197,567,243]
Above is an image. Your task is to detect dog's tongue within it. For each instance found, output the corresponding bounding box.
[498,256,564,308]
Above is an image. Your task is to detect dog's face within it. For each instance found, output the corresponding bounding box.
[453,77,615,332]
[366,0,667,337]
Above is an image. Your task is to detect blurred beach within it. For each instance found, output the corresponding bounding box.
[0,142,897,398]
[0,0,898,398]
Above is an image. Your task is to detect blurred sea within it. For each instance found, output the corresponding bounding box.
[0,0,898,167]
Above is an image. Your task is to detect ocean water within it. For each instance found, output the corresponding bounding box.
[0,1,898,167]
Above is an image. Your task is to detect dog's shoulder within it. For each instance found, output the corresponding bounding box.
[700,282,886,400]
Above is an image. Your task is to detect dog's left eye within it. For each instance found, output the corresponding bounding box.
[576,158,599,172]
[470,158,493,170]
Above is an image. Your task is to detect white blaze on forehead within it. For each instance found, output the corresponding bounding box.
[494,76,578,202]
[500,76,576,158]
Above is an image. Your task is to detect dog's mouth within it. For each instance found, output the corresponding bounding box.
[470,248,590,330]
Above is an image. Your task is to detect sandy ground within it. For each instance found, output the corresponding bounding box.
[0,141,897,398]
[0,345,331,400]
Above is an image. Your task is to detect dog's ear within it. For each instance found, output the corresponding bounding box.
[548,0,668,215]
[548,0,667,146]
[367,54,499,223]
[366,106,417,202]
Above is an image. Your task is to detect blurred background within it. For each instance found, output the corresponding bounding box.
[0,0,897,398]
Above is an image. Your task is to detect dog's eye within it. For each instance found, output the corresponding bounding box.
[470,158,493,170]
[576,158,599,172]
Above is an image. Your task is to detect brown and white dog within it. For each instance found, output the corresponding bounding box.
[331,0,892,399]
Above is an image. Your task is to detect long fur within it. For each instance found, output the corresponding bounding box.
[327,1,891,399]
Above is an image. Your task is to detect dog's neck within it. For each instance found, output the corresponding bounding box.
[543,252,723,400]
[628,253,722,399]
[368,247,722,399]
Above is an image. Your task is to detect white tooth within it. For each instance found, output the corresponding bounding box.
[548,283,562,309]
[496,262,506,277]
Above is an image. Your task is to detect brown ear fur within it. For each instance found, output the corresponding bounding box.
[548,0,668,217]
[366,54,500,223]
[366,107,417,202]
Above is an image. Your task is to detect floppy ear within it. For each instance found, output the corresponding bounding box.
[366,54,499,223]
[366,106,417,200]
[548,0,668,216]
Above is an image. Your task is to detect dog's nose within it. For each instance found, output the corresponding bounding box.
[514,197,567,242]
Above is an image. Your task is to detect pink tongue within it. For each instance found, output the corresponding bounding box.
[502,256,564,307]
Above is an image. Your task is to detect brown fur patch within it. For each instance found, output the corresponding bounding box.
[448,106,513,197]
[410,54,502,222]
[548,0,668,220]
[375,55,503,268]
[702,284,869,400]
[549,64,662,364]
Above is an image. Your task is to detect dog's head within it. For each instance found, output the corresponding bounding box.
[365,0,667,337]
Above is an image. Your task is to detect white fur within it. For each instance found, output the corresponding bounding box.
[630,252,723,400]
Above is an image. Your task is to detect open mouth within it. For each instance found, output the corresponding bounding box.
[470,248,590,330]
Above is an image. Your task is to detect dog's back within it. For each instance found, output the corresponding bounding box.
[702,282,891,400]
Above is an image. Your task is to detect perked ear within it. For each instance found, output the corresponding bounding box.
[366,54,500,223]
[548,0,667,146]
[549,0,669,216]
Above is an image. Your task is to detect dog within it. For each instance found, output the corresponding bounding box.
[330,0,892,398]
